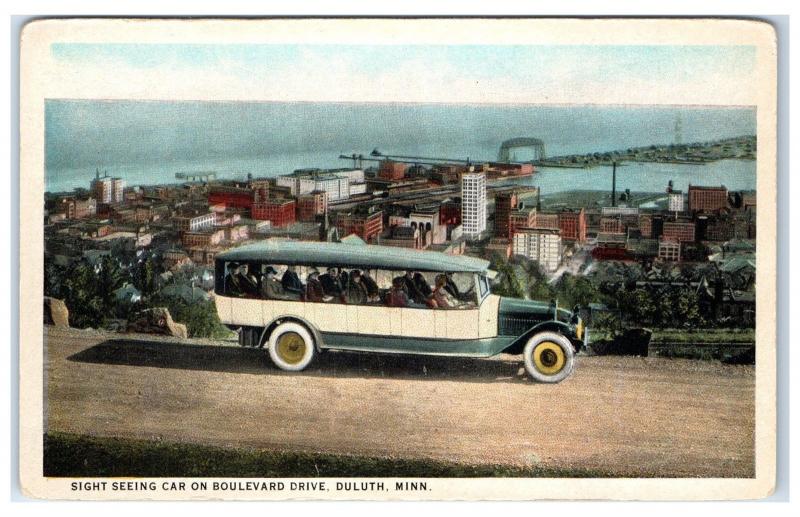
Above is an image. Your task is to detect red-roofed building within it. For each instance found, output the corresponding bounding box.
[208,186,255,210]
[252,199,296,227]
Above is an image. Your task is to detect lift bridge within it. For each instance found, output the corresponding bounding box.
[340,138,547,168]
[497,137,546,163]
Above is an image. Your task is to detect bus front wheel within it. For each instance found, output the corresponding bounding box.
[523,331,575,383]
[267,321,316,372]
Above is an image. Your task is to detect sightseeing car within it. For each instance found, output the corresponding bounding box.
[214,240,587,383]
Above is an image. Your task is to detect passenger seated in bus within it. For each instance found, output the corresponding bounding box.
[225,262,243,295]
[413,271,433,299]
[432,274,457,309]
[236,263,260,297]
[361,270,381,302]
[320,267,343,298]
[306,269,333,303]
[345,269,368,305]
[387,276,430,308]
[394,271,429,305]
[338,268,350,293]
[261,266,294,300]
[386,277,410,307]
[281,265,304,295]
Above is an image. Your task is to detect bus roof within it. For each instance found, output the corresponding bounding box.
[216,240,490,273]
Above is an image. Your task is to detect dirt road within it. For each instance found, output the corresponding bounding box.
[44,325,755,477]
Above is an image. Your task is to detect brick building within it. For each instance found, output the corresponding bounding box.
[430,164,461,185]
[381,226,422,249]
[662,220,696,242]
[208,186,255,210]
[297,191,328,222]
[558,209,586,242]
[688,185,728,212]
[706,213,753,241]
[493,191,518,238]
[251,199,297,227]
[59,197,97,219]
[250,179,270,203]
[486,238,512,259]
[533,212,559,230]
[638,214,665,239]
[439,201,462,226]
[378,160,407,181]
[509,208,536,237]
[336,210,384,243]
[181,228,225,249]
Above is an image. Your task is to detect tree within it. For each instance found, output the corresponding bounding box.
[132,255,160,296]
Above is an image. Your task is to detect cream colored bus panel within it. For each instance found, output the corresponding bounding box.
[478,294,501,338]
[402,307,435,338]
[446,309,480,339]
[263,299,306,324]
[388,307,403,336]
[347,305,390,335]
[227,298,265,327]
[432,310,449,339]
[308,301,349,334]
[215,295,231,323]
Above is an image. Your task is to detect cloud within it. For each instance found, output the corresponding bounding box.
[45,44,757,106]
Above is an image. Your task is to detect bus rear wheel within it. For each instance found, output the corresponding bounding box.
[523,331,575,383]
[267,321,316,372]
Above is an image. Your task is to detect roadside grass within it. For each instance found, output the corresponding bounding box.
[587,328,755,363]
[44,432,612,478]
[649,329,755,363]
[649,328,755,344]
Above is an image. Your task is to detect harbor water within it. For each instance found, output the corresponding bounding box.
[45,100,757,194]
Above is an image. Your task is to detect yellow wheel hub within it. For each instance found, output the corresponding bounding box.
[276,332,307,364]
[533,341,566,375]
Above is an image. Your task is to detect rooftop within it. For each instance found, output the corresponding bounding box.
[217,239,490,273]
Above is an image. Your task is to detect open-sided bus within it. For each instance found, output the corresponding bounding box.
[214,240,587,383]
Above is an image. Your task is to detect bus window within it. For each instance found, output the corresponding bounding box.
[279,265,304,297]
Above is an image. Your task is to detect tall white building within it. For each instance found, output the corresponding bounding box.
[91,176,113,203]
[512,228,562,272]
[461,172,486,239]
[668,191,685,212]
[90,173,125,204]
[112,178,126,203]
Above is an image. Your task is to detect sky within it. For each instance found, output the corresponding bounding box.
[48,43,757,106]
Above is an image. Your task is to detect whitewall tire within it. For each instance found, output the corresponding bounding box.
[523,331,575,383]
[267,322,316,372]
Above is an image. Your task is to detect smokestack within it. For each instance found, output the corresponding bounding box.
[611,161,617,207]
